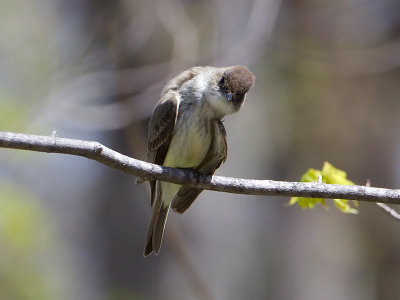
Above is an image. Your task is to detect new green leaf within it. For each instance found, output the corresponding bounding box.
[289,162,359,214]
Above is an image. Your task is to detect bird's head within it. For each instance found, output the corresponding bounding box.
[202,65,255,117]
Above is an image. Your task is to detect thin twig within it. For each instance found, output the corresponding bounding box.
[0,131,400,204]
[376,203,400,221]
[363,178,400,221]
[165,219,214,300]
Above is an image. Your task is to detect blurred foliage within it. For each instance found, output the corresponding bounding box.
[0,183,51,300]
[0,93,29,132]
[289,162,359,214]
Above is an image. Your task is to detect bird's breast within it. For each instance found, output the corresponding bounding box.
[163,113,212,168]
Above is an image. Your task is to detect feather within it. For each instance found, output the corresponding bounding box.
[172,120,227,213]
[144,182,170,256]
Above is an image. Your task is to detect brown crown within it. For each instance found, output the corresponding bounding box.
[220,65,255,95]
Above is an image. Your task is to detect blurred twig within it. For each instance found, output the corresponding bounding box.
[270,39,400,77]
[43,63,170,130]
[158,0,199,69]
[1,131,400,205]
[165,219,214,300]
[211,0,281,66]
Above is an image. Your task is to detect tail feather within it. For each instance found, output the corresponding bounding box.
[144,202,170,256]
[144,207,157,256]
[144,226,154,256]
[144,182,178,256]
[144,183,170,256]
[172,187,203,213]
[152,204,169,254]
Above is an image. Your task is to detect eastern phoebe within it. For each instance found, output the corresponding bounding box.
[144,65,255,256]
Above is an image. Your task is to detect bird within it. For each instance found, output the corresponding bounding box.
[144,65,255,256]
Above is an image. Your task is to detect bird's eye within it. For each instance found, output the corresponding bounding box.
[218,76,225,87]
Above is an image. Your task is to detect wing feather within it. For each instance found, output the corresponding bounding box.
[147,69,202,207]
[147,96,178,205]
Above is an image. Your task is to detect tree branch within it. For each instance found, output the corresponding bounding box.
[0,131,399,204]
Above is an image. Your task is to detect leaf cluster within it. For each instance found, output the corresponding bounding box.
[289,162,359,214]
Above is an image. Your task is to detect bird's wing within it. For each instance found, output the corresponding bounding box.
[147,68,201,206]
[144,69,201,256]
[172,120,227,213]
[196,120,227,172]
[147,95,179,206]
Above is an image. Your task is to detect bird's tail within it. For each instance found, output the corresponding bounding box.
[144,201,170,256]
[144,182,172,256]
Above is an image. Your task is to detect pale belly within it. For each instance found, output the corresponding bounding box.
[163,120,211,168]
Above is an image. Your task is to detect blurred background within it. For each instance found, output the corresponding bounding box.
[1,0,400,299]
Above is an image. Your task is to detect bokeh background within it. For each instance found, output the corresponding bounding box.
[1,0,400,299]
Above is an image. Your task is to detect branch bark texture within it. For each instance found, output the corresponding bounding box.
[1,131,400,204]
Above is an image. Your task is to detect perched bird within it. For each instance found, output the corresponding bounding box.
[144,65,255,256]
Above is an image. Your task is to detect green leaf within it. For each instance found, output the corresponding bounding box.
[289,162,359,214]
[321,162,354,185]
